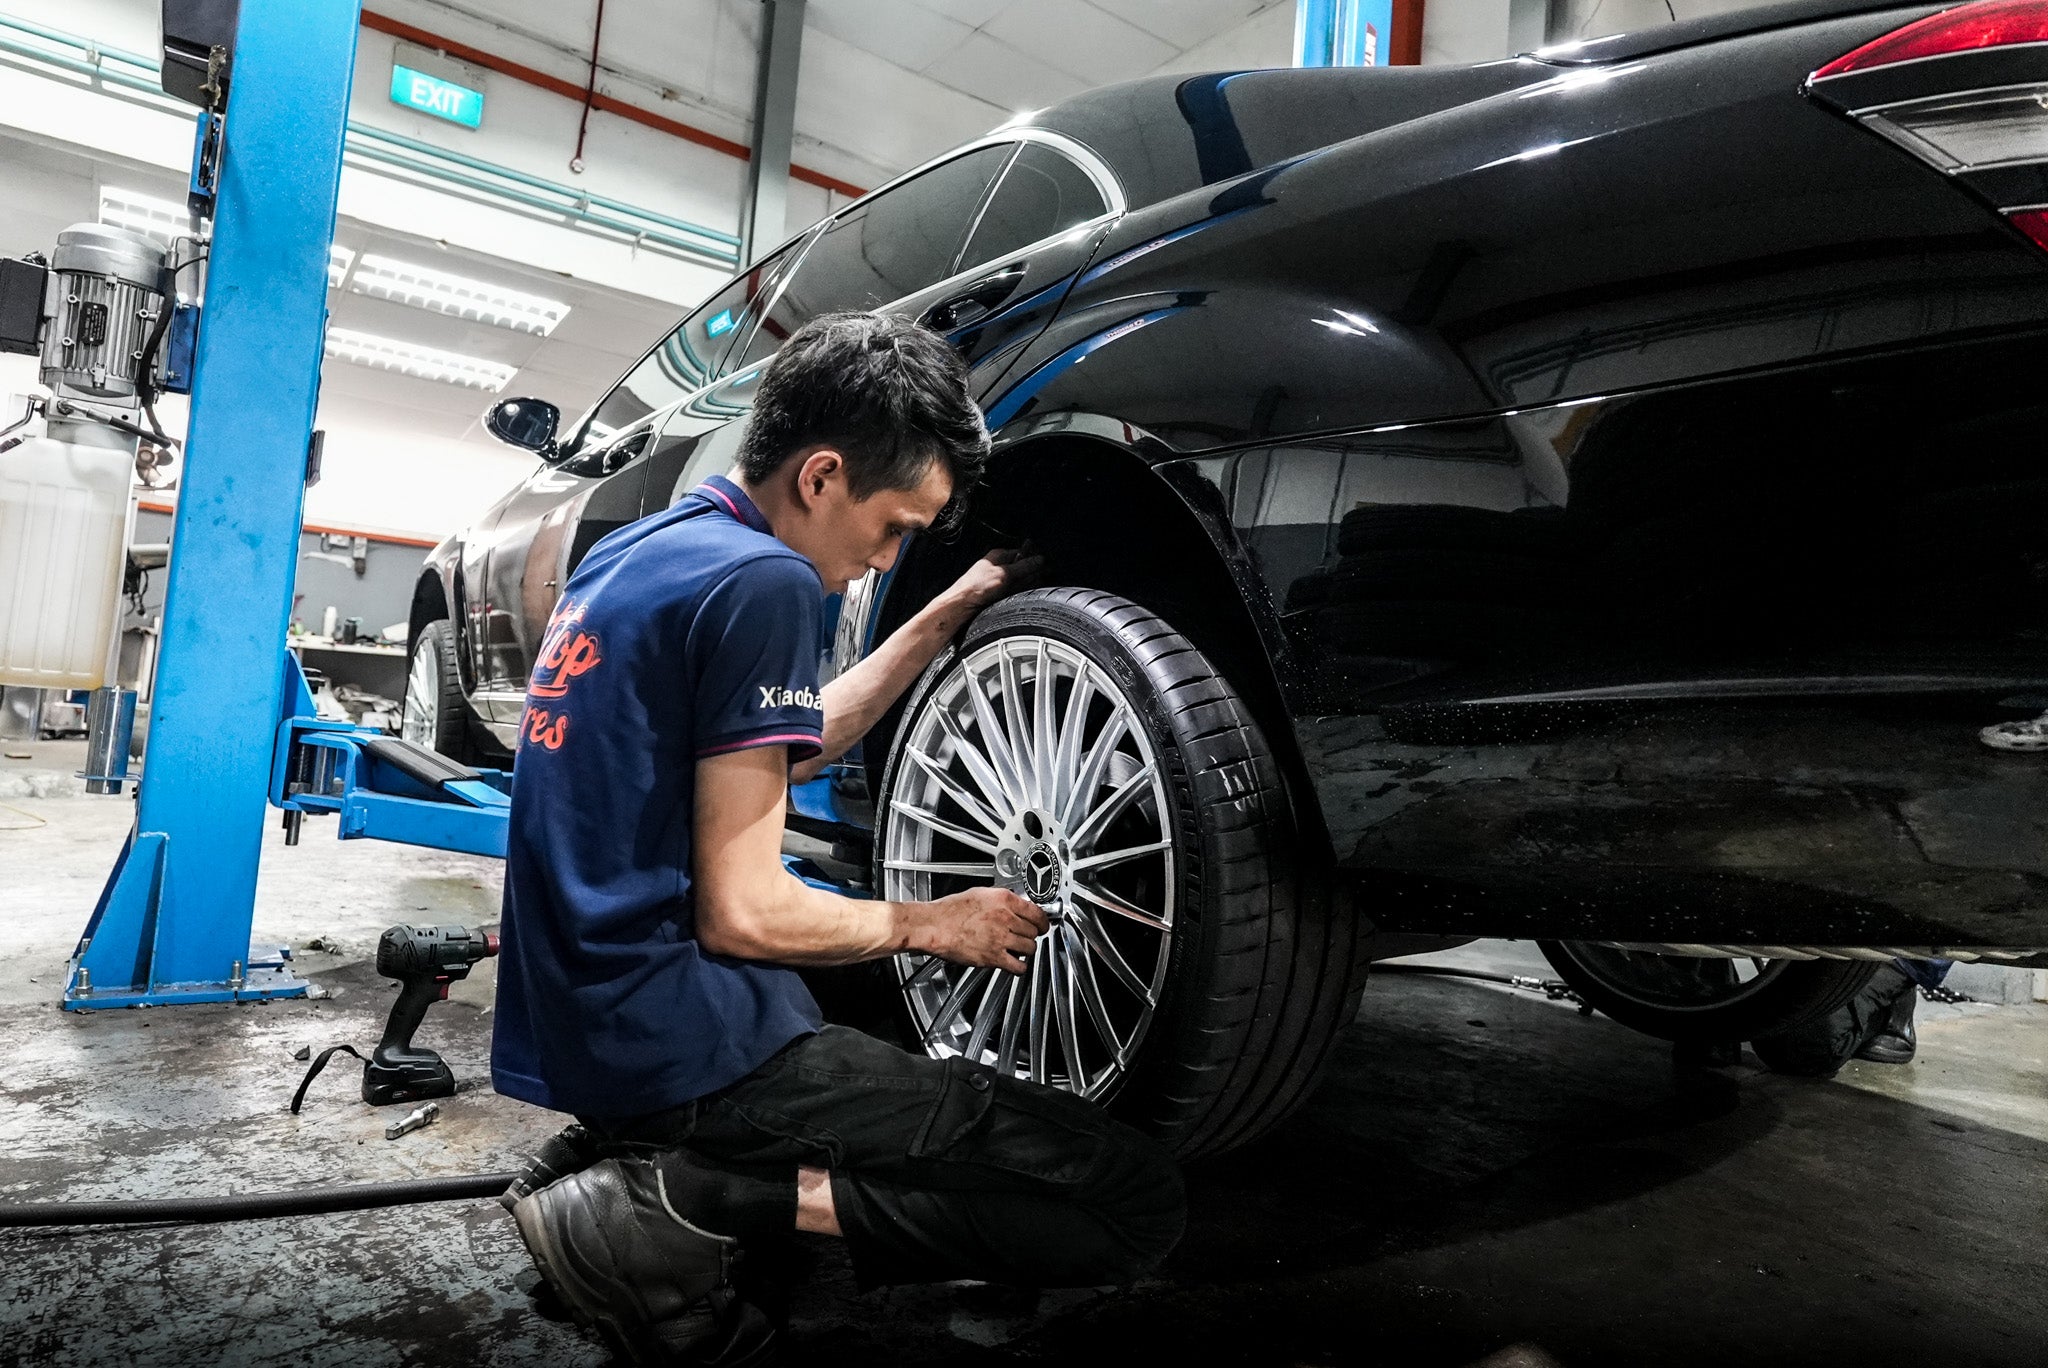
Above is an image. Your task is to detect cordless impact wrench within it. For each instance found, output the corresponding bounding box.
[364,923,500,1105]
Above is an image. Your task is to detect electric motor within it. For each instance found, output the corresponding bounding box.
[39,224,168,402]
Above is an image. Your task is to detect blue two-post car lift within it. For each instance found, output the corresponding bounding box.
[64,0,855,1013]
[63,0,512,1011]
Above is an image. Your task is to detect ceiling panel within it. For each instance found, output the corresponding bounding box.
[921,31,1091,115]
[901,0,1022,28]
[808,0,975,71]
[1088,0,1283,49]
[983,0,1178,86]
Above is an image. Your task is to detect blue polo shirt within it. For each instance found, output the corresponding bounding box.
[491,474,827,1119]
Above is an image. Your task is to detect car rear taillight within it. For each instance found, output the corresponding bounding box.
[1808,1,2048,251]
[1814,0,2048,78]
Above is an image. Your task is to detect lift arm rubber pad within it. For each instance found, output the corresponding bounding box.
[363,736,485,791]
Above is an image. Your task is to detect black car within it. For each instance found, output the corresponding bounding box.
[407,0,2048,1155]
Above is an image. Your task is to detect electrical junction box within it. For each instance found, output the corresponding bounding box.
[0,257,47,356]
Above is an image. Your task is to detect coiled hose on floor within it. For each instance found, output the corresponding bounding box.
[0,1172,516,1228]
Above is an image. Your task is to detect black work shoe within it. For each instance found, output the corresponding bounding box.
[512,1156,776,1367]
[500,1123,601,1213]
[1856,989,1919,1064]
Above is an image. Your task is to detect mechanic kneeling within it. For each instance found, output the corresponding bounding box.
[491,311,1186,1365]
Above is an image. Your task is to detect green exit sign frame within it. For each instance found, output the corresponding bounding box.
[390,63,484,129]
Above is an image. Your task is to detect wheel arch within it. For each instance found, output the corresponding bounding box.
[409,560,468,695]
[870,430,1332,864]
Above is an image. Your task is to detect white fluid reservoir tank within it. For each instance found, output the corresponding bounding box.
[0,409,138,689]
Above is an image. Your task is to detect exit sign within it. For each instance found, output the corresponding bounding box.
[390,64,484,128]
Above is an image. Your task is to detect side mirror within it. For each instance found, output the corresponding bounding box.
[485,396,562,457]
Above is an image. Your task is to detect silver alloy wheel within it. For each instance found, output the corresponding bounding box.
[401,635,441,748]
[883,634,1176,1102]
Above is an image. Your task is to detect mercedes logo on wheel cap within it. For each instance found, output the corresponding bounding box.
[1023,843,1062,902]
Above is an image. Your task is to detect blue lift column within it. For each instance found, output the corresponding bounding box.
[66,0,363,1010]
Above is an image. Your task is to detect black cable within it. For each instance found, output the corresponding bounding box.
[0,1172,516,1229]
[134,247,208,444]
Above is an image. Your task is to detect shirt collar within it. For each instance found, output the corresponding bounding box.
[694,473,773,536]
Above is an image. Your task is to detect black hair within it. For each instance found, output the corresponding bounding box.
[737,311,989,530]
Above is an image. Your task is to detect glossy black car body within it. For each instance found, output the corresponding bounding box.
[418,0,2048,954]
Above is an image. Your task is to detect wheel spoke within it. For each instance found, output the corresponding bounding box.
[1069,928,1126,1065]
[902,954,946,991]
[1072,881,1170,934]
[1026,945,1049,1084]
[895,803,997,855]
[924,965,986,1046]
[933,706,1018,822]
[882,858,998,878]
[1033,641,1058,809]
[1069,762,1157,852]
[1069,838,1171,873]
[1050,669,1096,814]
[1059,711,1130,830]
[1069,906,1154,1003]
[964,968,1006,1062]
[904,744,1004,835]
[995,971,1026,1077]
[998,648,1036,807]
[962,665,1031,810]
[1051,931,1088,1093]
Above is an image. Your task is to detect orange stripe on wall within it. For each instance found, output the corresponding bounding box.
[360,10,869,200]
[137,501,441,550]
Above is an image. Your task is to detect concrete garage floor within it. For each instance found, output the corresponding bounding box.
[4,744,2046,1367]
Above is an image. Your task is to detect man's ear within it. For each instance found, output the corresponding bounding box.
[794,447,844,507]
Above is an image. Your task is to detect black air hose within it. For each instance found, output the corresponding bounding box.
[0,1171,516,1228]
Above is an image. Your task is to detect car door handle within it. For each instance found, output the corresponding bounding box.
[922,263,1027,332]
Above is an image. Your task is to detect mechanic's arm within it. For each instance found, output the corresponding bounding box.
[791,547,1041,784]
[695,743,1047,967]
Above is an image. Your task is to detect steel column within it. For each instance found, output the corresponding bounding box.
[67,0,362,1009]
[740,0,805,266]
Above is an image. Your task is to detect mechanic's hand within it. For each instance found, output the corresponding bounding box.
[943,545,1044,614]
[921,886,1049,974]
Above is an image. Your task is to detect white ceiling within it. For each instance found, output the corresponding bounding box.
[0,1,1299,534]
[375,0,1298,192]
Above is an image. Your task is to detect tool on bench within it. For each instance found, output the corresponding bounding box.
[289,923,500,1112]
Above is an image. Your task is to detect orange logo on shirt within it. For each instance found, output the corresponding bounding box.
[521,706,569,750]
[522,596,602,751]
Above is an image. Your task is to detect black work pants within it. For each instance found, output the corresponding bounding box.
[581,1025,1186,1289]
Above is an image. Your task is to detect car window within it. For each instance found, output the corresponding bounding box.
[958,143,1108,272]
[575,251,787,450]
[735,144,1013,368]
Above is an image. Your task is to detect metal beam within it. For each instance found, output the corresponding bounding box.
[741,0,805,266]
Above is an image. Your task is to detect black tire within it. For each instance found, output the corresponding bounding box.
[402,618,478,763]
[872,588,1367,1158]
[1538,941,1879,1044]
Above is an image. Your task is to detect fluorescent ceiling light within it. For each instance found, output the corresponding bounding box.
[329,246,355,289]
[99,187,190,243]
[324,326,517,392]
[349,253,570,335]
